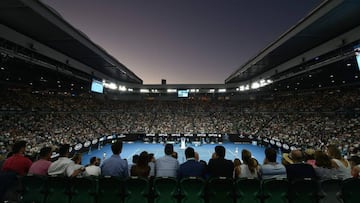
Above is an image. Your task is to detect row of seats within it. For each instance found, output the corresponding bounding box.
[20,175,360,203]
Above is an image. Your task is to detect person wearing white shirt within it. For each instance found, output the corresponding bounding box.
[84,156,101,176]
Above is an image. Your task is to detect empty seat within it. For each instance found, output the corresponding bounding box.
[289,178,319,203]
[207,177,234,203]
[262,178,289,203]
[69,177,97,203]
[153,177,178,203]
[179,177,205,203]
[98,176,124,203]
[340,178,360,203]
[235,178,261,203]
[124,176,149,203]
[21,175,47,203]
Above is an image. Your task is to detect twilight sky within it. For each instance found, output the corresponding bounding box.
[42,0,322,84]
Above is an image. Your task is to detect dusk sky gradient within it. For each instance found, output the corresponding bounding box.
[42,0,322,84]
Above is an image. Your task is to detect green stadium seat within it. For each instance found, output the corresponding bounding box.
[20,175,47,203]
[262,178,289,203]
[207,177,234,203]
[69,177,97,203]
[340,178,360,203]
[98,176,124,203]
[124,176,149,203]
[319,179,341,203]
[153,177,178,203]
[45,176,71,203]
[289,178,319,203]
[235,178,261,203]
[179,177,205,203]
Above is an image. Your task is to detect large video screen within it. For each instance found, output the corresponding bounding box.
[91,79,104,93]
[178,89,189,98]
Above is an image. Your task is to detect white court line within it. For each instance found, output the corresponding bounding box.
[227,149,236,156]
[127,148,141,160]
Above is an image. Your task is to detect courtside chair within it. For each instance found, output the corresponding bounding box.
[262,178,289,203]
[179,177,206,203]
[20,175,48,203]
[340,178,360,203]
[45,176,71,203]
[206,177,234,203]
[98,176,125,203]
[289,178,319,203]
[124,176,150,203]
[69,176,97,203]
[234,178,261,203]
[153,177,179,203]
[319,179,342,203]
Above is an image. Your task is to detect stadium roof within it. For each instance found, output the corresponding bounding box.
[225,0,360,86]
[0,0,142,84]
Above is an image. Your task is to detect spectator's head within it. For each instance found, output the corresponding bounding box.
[215,145,225,158]
[241,149,252,164]
[327,144,342,159]
[164,144,174,155]
[132,154,139,164]
[12,141,27,154]
[90,156,97,165]
[138,151,149,167]
[265,148,277,163]
[111,141,123,155]
[291,149,304,163]
[234,158,241,167]
[172,151,178,159]
[59,144,70,157]
[185,147,195,159]
[71,153,82,164]
[314,151,332,169]
[349,155,360,167]
[39,147,52,160]
[194,151,199,161]
[95,158,101,166]
[148,153,155,162]
[304,148,315,160]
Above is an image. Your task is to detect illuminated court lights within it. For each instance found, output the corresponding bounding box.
[140,89,149,93]
[151,89,158,93]
[127,88,134,92]
[118,85,127,91]
[167,89,177,93]
[218,89,226,93]
[251,82,260,89]
[209,89,215,93]
[190,89,199,93]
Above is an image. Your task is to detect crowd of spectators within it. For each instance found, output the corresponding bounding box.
[0,87,359,159]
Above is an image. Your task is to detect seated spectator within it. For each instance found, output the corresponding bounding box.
[239,149,259,178]
[148,153,156,177]
[48,144,73,176]
[128,154,139,176]
[314,150,336,180]
[101,141,129,177]
[172,151,178,159]
[233,158,241,178]
[178,147,205,179]
[304,148,316,167]
[66,153,85,177]
[349,156,360,178]
[28,147,52,176]
[155,144,179,177]
[284,149,316,181]
[84,156,101,176]
[1,141,32,176]
[260,148,286,180]
[327,145,352,179]
[208,145,234,178]
[131,151,150,178]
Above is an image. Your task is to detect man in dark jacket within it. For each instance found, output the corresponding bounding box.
[208,145,234,178]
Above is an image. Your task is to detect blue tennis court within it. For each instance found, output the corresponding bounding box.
[81,142,282,165]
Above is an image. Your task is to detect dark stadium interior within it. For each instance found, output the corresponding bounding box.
[1,0,360,202]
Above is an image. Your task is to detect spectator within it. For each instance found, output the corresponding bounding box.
[284,149,317,181]
[208,145,234,178]
[155,144,179,177]
[1,141,32,176]
[131,151,150,178]
[259,148,286,180]
[48,144,73,176]
[327,145,352,179]
[178,147,205,179]
[233,158,241,178]
[239,149,259,178]
[148,153,156,177]
[28,147,52,176]
[101,141,129,177]
[349,156,360,178]
[84,156,101,176]
[304,148,316,167]
[66,153,85,177]
[314,150,336,180]
[128,154,139,176]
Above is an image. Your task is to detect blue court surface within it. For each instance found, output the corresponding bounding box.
[81,142,282,165]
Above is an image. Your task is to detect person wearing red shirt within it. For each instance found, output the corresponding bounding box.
[1,141,32,176]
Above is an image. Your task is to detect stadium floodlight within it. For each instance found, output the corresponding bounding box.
[218,89,226,93]
[140,89,149,93]
[251,82,260,89]
[167,89,177,93]
[103,82,117,90]
[209,89,215,93]
[190,89,199,93]
[127,88,133,92]
[118,85,127,91]
[151,89,158,93]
